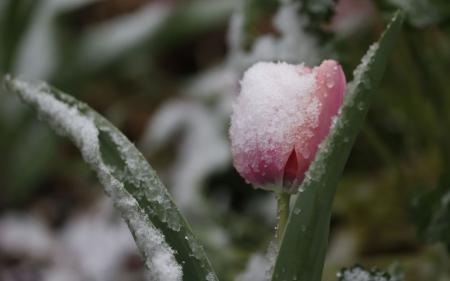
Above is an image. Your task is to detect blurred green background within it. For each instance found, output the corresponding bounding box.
[0,0,449,280]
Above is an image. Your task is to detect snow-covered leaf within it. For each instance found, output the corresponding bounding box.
[3,76,218,281]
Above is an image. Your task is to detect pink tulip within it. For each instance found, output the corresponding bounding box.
[230,60,346,193]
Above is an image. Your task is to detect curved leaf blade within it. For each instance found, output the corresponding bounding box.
[3,77,218,281]
[271,12,404,281]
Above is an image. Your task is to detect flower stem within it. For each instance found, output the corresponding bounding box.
[275,192,291,241]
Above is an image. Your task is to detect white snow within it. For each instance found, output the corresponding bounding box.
[59,199,138,281]
[0,214,54,259]
[206,272,219,281]
[0,199,144,281]
[337,266,396,281]
[351,43,379,88]
[230,61,319,171]
[339,267,372,281]
[229,2,320,70]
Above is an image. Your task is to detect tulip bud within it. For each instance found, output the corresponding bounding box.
[230,60,346,193]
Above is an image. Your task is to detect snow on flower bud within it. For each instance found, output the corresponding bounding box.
[230,60,346,193]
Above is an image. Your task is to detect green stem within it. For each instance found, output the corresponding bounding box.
[275,192,291,242]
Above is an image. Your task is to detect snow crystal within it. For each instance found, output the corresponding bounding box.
[264,239,280,280]
[337,266,396,281]
[106,127,183,231]
[339,267,372,281]
[184,232,208,268]
[8,78,183,281]
[230,61,320,172]
[351,43,379,90]
[128,208,181,281]
[206,272,219,281]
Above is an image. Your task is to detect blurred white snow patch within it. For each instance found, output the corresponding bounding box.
[227,6,245,57]
[206,272,219,281]
[44,267,81,281]
[141,101,230,212]
[78,2,171,67]
[0,214,54,259]
[229,2,320,69]
[325,229,358,267]
[185,66,238,101]
[235,239,278,281]
[0,198,148,281]
[205,226,230,248]
[14,0,95,80]
[59,198,137,281]
[235,254,268,281]
[184,66,237,118]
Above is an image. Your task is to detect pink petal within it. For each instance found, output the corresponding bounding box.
[293,60,346,184]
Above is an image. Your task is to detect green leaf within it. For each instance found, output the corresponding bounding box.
[3,76,218,281]
[271,12,404,281]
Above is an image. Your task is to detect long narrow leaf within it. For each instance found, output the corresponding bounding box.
[271,12,404,281]
[3,77,218,281]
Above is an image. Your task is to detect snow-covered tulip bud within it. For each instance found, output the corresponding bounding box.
[230,60,346,193]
